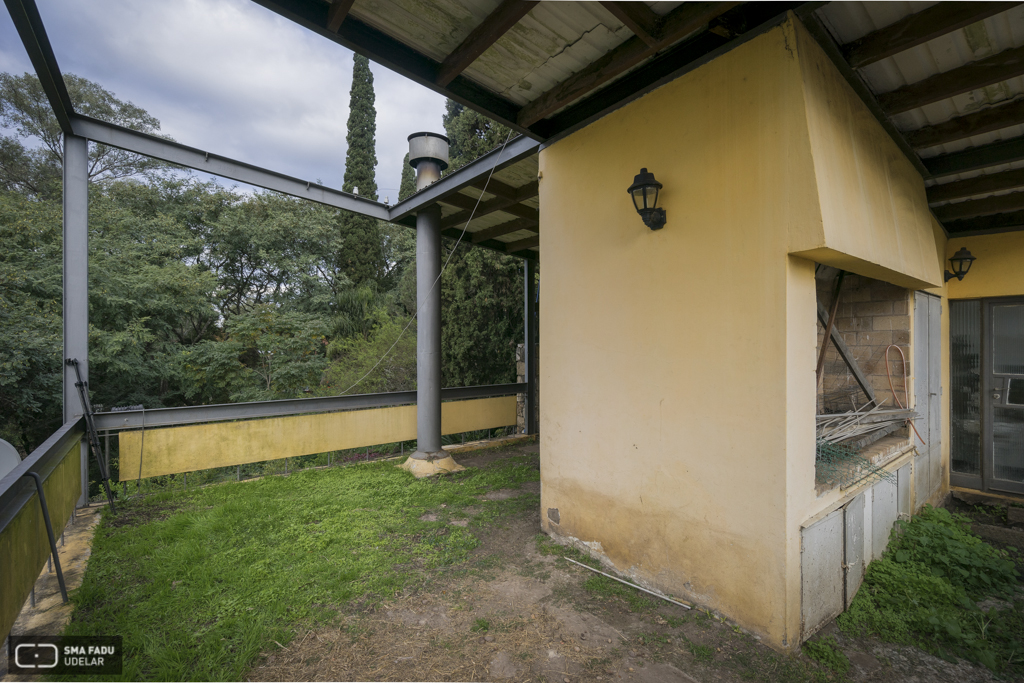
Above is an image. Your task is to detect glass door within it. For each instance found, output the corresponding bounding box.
[985,299,1024,494]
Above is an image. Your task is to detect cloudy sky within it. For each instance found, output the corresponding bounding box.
[0,0,449,202]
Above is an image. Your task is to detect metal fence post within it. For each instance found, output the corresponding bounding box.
[524,258,539,435]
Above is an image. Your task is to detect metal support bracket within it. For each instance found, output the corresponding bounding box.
[65,359,117,513]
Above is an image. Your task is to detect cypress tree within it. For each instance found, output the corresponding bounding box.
[339,54,383,285]
[399,153,416,201]
[439,100,524,387]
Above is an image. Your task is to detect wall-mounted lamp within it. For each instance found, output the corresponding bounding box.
[944,247,977,282]
[627,168,666,230]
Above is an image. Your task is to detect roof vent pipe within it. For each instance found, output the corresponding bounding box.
[408,132,449,191]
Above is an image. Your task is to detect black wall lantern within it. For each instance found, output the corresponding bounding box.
[944,247,977,282]
[628,168,666,230]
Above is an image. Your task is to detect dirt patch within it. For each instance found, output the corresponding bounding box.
[247,446,1006,683]
[104,498,184,529]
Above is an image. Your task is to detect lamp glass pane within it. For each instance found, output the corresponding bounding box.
[632,188,647,210]
[645,186,658,209]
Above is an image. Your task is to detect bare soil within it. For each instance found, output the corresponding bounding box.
[246,446,1006,683]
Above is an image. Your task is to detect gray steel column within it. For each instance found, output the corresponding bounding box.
[524,259,538,435]
[413,203,443,457]
[63,135,89,505]
[407,132,449,460]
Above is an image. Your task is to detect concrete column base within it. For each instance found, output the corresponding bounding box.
[399,454,466,478]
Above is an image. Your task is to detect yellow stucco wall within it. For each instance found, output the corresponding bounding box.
[789,20,943,290]
[946,232,1024,300]
[119,396,517,480]
[1,438,81,640]
[538,15,947,650]
[539,19,820,649]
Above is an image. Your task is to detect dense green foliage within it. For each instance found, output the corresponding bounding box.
[439,101,525,387]
[0,72,528,471]
[63,452,540,680]
[838,505,1023,674]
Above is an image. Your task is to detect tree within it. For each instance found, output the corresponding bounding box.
[399,153,416,201]
[0,72,170,198]
[439,100,524,387]
[339,55,384,286]
[181,305,328,404]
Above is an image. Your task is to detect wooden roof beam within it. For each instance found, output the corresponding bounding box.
[927,167,1024,203]
[517,2,738,127]
[843,2,1019,69]
[600,2,662,47]
[327,0,356,32]
[878,44,1024,114]
[933,191,1024,222]
[924,137,1024,177]
[471,217,538,243]
[504,235,539,253]
[435,0,539,87]
[440,195,538,229]
[905,98,1024,149]
[943,208,1024,234]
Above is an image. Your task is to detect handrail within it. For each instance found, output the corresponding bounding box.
[0,417,85,536]
[93,383,527,431]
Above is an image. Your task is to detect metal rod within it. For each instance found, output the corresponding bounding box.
[816,270,846,385]
[24,472,68,603]
[562,556,691,610]
[525,258,539,435]
[66,358,116,512]
[237,465,241,481]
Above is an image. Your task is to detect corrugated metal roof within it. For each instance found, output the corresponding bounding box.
[348,0,684,108]
[815,2,1024,208]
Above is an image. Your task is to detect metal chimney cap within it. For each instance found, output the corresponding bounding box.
[408,131,449,171]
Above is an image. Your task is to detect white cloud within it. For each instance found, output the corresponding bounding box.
[1,0,448,200]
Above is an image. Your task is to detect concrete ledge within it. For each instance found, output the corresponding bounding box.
[952,488,1024,507]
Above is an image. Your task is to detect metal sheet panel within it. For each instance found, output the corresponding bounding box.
[801,508,845,638]
[898,463,912,515]
[914,292,932,502]
[928,295,943,498]
[871,477,899,561]
[844,493,866,608]
[118,395,517,479]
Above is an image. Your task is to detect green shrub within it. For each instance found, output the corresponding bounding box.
[838,505,1023,674]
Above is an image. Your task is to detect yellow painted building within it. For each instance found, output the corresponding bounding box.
[537,15,1024,648]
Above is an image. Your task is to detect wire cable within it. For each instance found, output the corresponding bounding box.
[885,344,926,445]
[335,130,516,396]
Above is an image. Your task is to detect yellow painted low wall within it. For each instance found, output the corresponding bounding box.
[118,396,517,480]
[0,438,81,640]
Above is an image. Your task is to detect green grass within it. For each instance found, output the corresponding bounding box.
[802,636,849,676]
[62,452,539,681]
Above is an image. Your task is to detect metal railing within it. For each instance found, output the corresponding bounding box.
[0,418,84,537]
[93,383,527,431]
